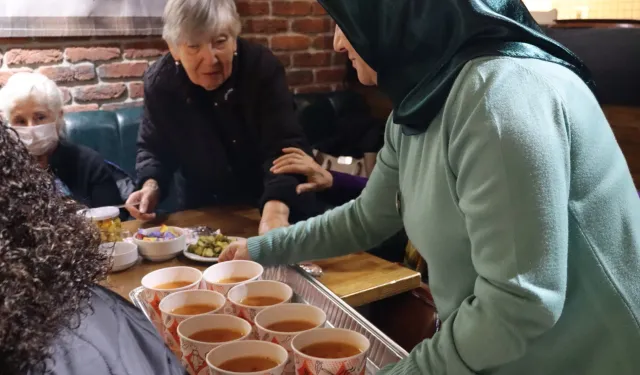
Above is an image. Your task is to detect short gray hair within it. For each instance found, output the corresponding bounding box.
[0,72,64,130]
[163,0,242,45]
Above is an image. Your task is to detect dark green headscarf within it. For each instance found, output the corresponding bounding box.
[318,0,593,135]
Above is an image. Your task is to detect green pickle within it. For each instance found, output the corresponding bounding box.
[187,233,232,258]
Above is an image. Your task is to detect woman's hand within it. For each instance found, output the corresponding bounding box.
[219,239,251,262]
[125,179,160,221]
[271,148,333,194]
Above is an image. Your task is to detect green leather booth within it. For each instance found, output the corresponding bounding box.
[62,91,369,213]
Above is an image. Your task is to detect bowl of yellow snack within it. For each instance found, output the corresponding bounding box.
[79,206,123,243]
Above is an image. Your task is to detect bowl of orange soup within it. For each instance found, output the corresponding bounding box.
[291,328,370,375]
[255,303,327,374]
[203,260,264,296]
[227,280,293,328]
[206,340,288,375]
[140,266,202,330]
[178,314,253,375]
[159,290,226,353]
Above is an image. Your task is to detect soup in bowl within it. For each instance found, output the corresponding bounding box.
[159,290,226,353]
[203,260,264,296]
[255,303,327,374]
[291,328,370,375]
[227,280,293,328]
[206,340,288,375]
[141,266,202,330]
[178,314,252,375]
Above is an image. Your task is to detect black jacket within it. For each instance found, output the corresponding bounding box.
[36,286,186,375]
[137,38,318,221]
[50,141,123,208]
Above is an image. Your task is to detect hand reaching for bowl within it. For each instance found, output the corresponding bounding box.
[271,148,333,194]
[125,179,160,221]
[218,238,251,262]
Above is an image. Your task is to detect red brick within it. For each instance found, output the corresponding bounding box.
[101,101,143,111]
[244,36,270,47]
[275,53,291,68]
[286,70,314,86]
[236,1,270,16]
[73,64,97,81]
[36,64,96,83]
[97,62,148,79]
[4,49,63,66]
[0,68,34,87]
[64,104,100,113]
[272,1,313,16]
[128,82,144,99]
[271,35,312,51]
[123,40,168,59]
[293,84,334,94]
[311,3,327,15]
[293,52,331,67]
[243,18,288,34]
[292,18,332,34]
[37,66,74,82]
[72,83,127,102]
[315,67,346,83]
[65,47,120,63]
[59,87,72,104]
[312,35,334,50]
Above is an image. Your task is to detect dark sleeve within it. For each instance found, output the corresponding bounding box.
[254,57,320,221]
[85,154,124,208]
[135,81,178,199]
[317,171,368,206]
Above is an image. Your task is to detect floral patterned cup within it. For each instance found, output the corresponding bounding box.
[206,340,288,375]
[177,314,252,375]
[291,328,370,375]
[140,266,202,332]
[159,290,226,354]
[255,304,327,375]
[202,260,264,314]
[228,280,293,336]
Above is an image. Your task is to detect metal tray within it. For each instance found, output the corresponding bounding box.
[130,265,408,373]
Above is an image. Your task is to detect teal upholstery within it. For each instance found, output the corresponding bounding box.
[114,108,143,178]
[61,91,367,213]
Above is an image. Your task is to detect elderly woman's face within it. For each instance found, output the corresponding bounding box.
[333,26,377,86]
[172,34,237,91]
[8,97,58,127]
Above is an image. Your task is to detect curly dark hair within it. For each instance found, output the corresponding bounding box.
[0,123,109,374]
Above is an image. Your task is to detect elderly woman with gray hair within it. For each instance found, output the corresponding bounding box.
[0,72,122,208]
[126,0,319,234]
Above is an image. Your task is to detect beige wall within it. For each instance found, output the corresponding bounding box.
[524,0,640,20]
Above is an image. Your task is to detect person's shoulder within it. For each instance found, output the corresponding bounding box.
[57,141,108,167]
[237,38,284,78]
[452,56,588,106]
[143,53,180,92]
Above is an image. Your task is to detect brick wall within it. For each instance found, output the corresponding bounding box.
[0,0,345,113]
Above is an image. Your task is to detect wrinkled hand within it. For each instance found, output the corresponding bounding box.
[271,147,333,194]
[125,180,160,221]
[219,239,251,262]
[258,215,289,235]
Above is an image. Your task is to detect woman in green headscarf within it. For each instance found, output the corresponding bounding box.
[221,0,640,374]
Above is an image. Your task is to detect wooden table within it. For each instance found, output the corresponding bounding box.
[106,206,420,307]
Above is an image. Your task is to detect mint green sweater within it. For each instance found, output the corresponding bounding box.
[248,57,640,374]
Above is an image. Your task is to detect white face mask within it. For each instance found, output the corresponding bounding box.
[10,123,60,156]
